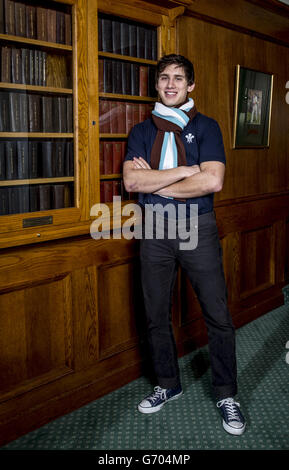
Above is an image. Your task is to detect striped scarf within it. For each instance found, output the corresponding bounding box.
[150,98,197,171]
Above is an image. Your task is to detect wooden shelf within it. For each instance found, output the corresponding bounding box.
[99,92,156,101]
[0,177,74,187]
[0,33,73,52]
[98,51,157,65]
[100,174,122,180]
[100,133,128,139]
[0,133,74,138]
[0,82,73,94]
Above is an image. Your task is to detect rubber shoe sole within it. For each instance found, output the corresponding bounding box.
[222,420,246,435]
[138,390,183,414]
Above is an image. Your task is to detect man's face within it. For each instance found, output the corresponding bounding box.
[155,64,195,107]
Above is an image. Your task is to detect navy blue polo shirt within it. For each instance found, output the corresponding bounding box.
[124,112,226,216]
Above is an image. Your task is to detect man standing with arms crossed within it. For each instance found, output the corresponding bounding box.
[123,54,246,435]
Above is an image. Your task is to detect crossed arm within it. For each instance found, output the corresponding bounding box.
[123,157,225,199]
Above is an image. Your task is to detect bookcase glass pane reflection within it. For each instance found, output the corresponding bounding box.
[0,0,75,215]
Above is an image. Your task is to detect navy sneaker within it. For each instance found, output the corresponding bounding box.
[217,397,246,435]
[138,385,183,414]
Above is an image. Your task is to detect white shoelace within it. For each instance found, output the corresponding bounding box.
[148,386,167,404]
[217,398,241,422]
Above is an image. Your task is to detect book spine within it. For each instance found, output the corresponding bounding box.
[152,29,157,61]
[19,93,28,131]
[1,46,11,83]
[120,22,129,56]
[29,49,35,85]
[17,141,29,179]
[112,61,122,94]
[54,96,67,133]
[99,100,110,133]
[139,66,148,97]
[15,2,26,37]
[18,185,29,213]
[113,180,121,197]
[11,47,22,84]
[103,180,113,202]
[4,0,15,35]
[131,63,139,97]
[112,20,121,54]
[125,102,133,134]
[34,49,39,86]
[9,92,21,132]
[42,96,53,132]
[132,103,139,127]
[117,101,126,134]
[54,141,65,177]
[21,48,29,85]
[103,59,112,93]
[103,141,113,174]
[36,7,47,41]
[109,101,119,134]
[5,141,17,179]
[144,28,152,60]
[112,142,122,174]
[28,141,39,178]
[8,186,20,213]
[121,62,131,95]
[64,183,72,207]
[65,141,74,176]
[52,184,64,209]
[42,51,47,87]
[64,13,72,45]
[26,5,36,39]
[39,184,51,211]
[29,185,39,212]
[56,11,65,44]
[102,18,112,53]
[28,94,41,132]
[128,24,137,57]
[41,142,54,177]
[98,58,104,93]
[47,9,56,43]
[136,26,145,58]
[0,92,9,131]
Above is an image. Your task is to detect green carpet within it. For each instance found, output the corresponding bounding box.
[1,298,289,450]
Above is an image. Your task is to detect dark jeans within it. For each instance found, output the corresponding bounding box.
[140,210,237,401]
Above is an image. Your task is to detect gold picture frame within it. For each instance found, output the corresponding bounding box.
[233,65,274,148]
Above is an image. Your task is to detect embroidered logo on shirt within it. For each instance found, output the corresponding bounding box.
[185,133,194,143]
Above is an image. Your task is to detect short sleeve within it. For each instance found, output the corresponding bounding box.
[124,124,147,162]
[198,120,226,165]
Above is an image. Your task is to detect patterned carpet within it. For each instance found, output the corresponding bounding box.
[1,288,289,451]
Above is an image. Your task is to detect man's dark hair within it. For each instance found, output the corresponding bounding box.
[155,54,195,85]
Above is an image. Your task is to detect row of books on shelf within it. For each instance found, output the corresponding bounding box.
[99,100,153,134]
[0,182,74,215]
[0,140,74,180]
[0,92,73,132]
[98,16,157,61]
[99,58,157,97]
[0,0,72,45]
[1,45,47,86]
[100,141,126,175]
[100,179,137,204]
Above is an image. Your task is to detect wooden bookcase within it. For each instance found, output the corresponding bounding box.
[0,0,91,249]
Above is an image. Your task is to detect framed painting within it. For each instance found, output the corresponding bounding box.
[233,65,274,148]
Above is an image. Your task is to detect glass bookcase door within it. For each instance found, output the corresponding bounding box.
[0,0,75,216]
[98,13,158,203]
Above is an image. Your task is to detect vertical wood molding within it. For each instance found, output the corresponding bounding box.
[160,6,185,55]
